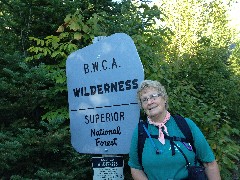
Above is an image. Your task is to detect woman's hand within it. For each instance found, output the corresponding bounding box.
[203,160,221,180]
[131,168,148,180]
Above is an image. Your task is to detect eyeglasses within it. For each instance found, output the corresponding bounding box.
[141,93,162,104]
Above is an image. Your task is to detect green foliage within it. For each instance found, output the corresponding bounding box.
[0,53,53,127]
[24,9,107,130]
[0,120,92,179]
[228,41,240,76]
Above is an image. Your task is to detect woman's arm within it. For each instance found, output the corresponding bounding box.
[131,168,148,180]
[203,160,221,180]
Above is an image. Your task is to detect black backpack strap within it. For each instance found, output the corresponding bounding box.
[138,121,161,168]
[138,115,198,167]
[138,120,148,167]
[163,132,189,156]
[172,114,196,153]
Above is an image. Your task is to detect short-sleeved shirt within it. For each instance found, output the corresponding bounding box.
[128,116,215,180]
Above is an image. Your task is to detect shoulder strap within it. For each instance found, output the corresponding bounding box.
[138,120,148,167]
[138,115,197,167]
[172,114,196,153]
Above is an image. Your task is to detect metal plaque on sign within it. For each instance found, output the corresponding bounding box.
[92,156,124,180]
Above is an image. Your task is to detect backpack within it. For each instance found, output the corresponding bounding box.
[137,114,196,166]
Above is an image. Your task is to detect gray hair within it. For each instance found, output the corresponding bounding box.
[137,80,168,109]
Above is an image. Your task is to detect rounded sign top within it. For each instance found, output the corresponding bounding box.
[66,33,144,154]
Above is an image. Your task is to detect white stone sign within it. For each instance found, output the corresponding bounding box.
[66,33,144,154]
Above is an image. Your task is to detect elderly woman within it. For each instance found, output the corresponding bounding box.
[128,80,221,180]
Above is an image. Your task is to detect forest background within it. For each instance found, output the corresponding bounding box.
[1,0,239,179]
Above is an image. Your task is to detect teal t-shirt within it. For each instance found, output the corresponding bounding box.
[128,116,215,180]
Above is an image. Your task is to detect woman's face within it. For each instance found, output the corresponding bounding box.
[140,87,167,120]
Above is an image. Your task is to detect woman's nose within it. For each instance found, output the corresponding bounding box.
[146,98,154,104]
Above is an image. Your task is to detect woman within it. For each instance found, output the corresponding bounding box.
[128,80,221,180]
